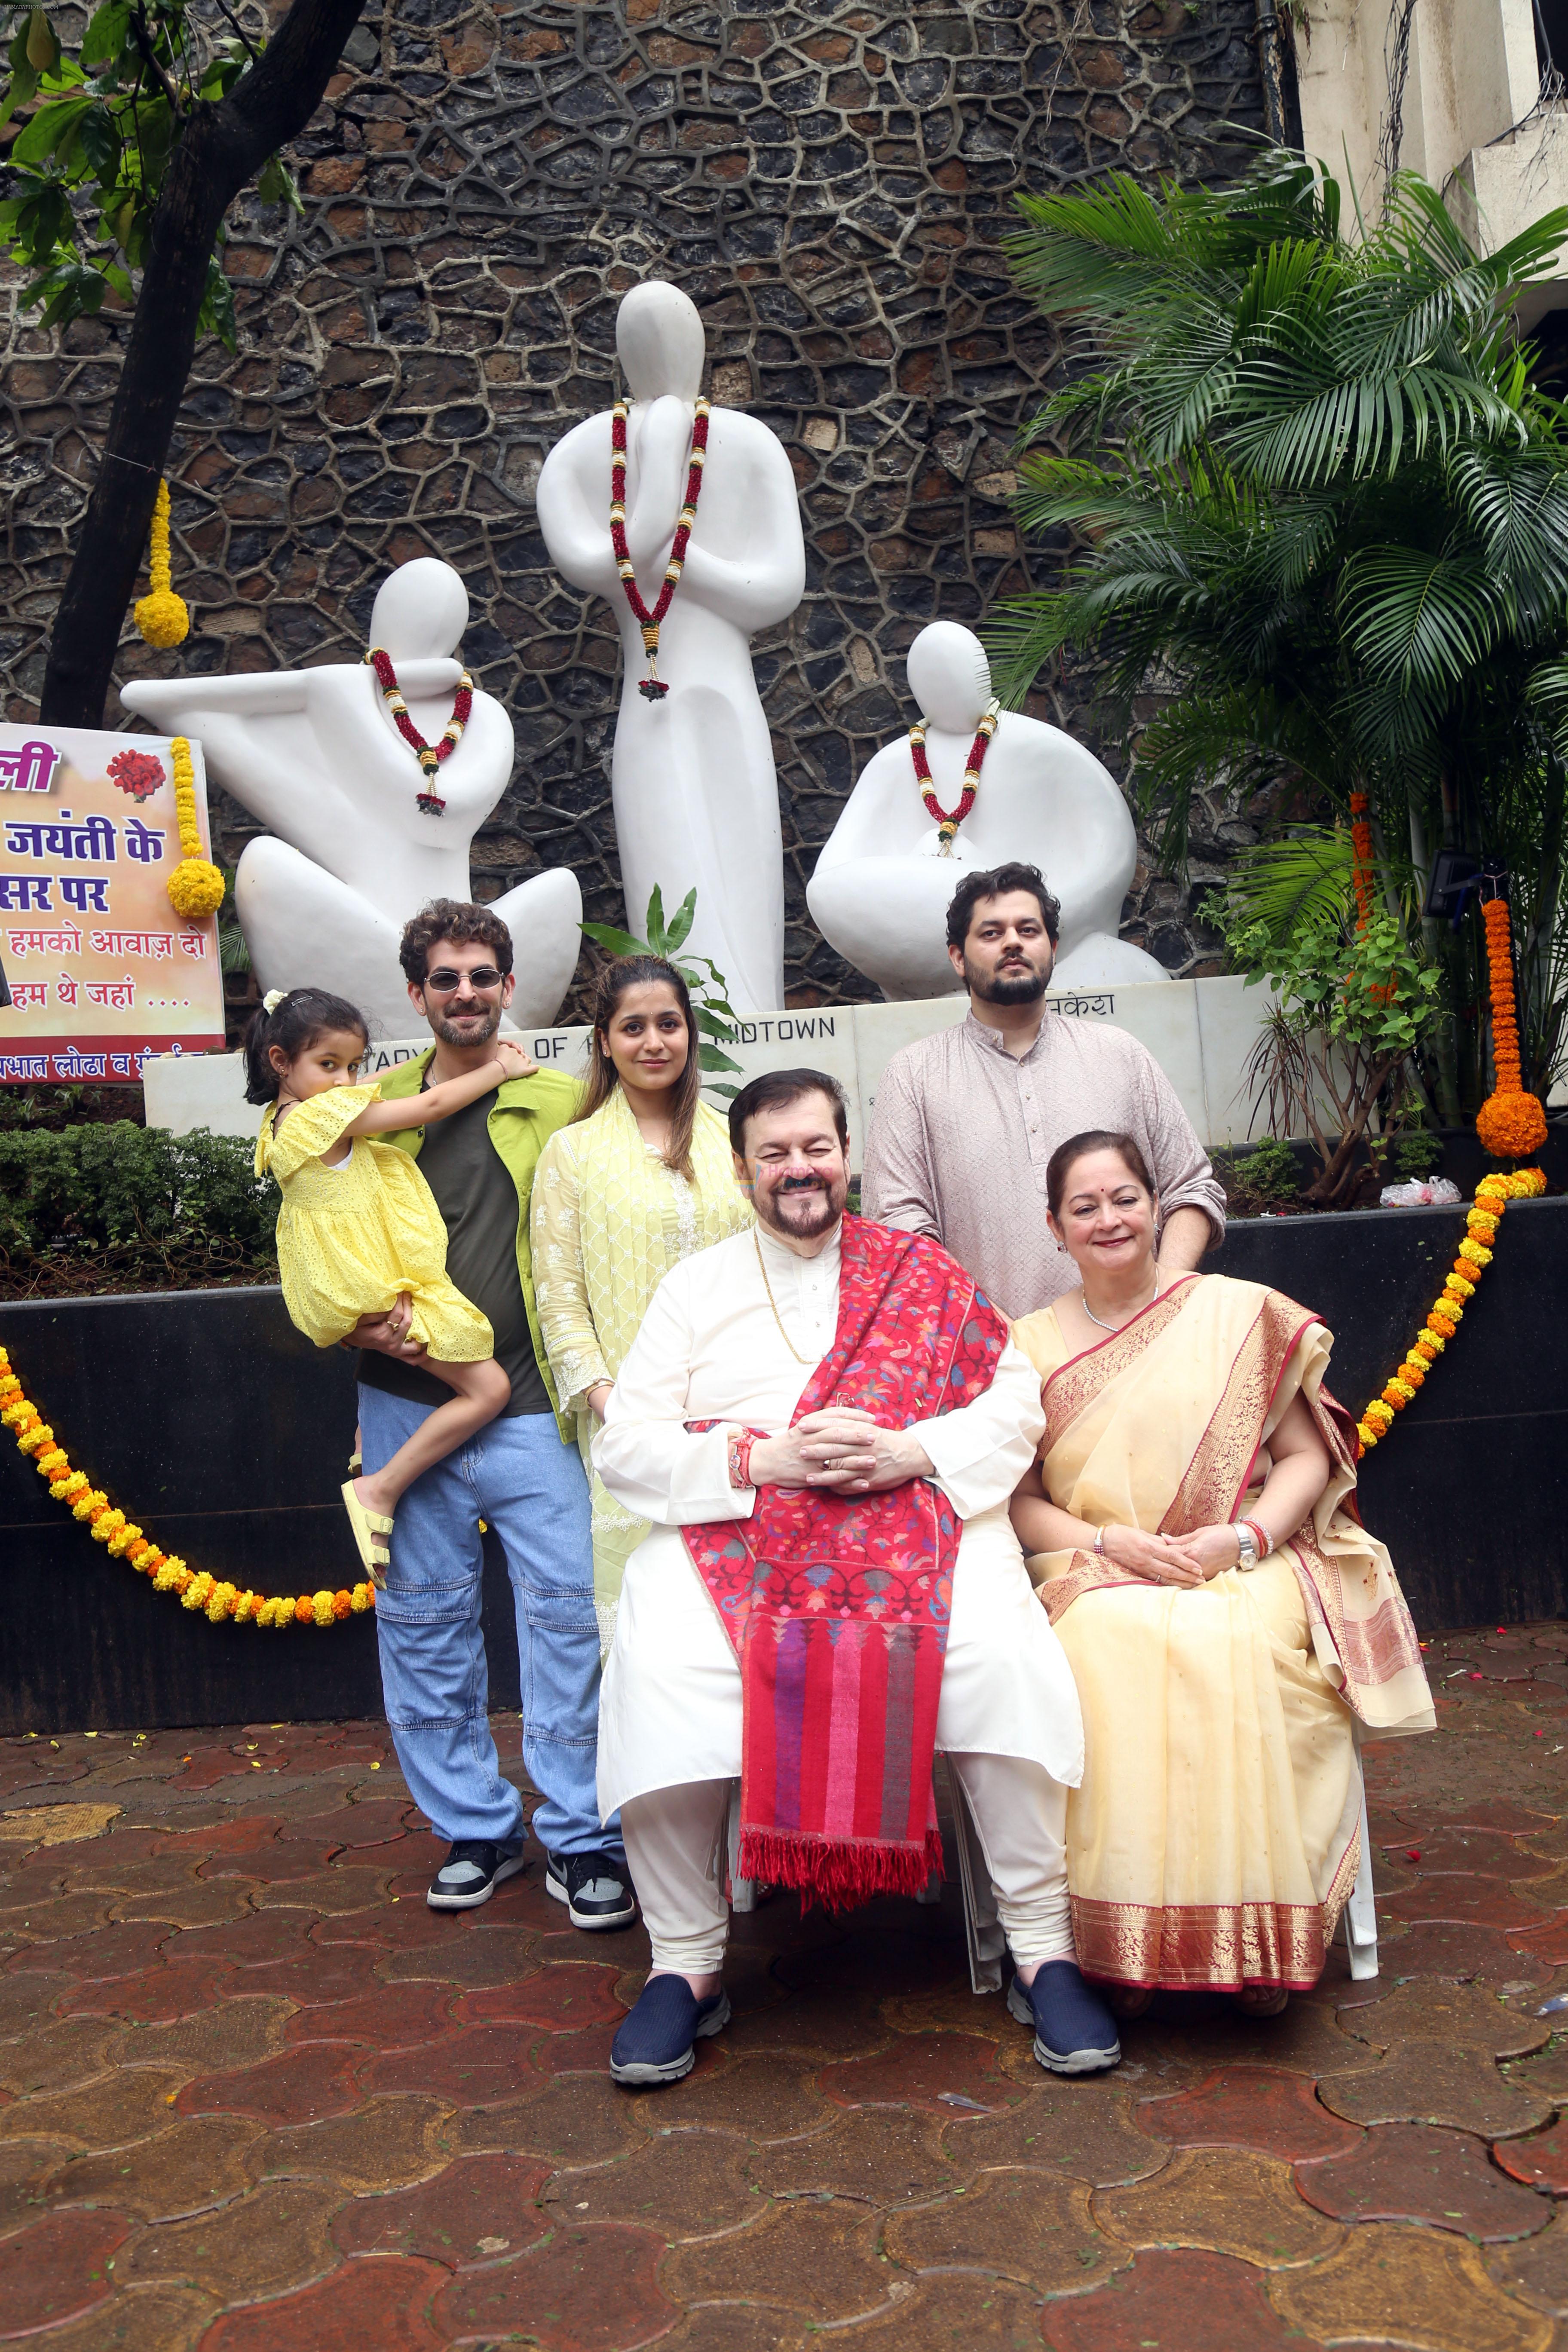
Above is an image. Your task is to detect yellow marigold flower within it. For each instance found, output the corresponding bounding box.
[312,1590,335,1627]
[1357,1422,1378,1449]
[72,1487,106,1522]
[181,1572,214,1612]
[91,1509,125,1546]
[1458,1238,1492,1267]
[1412,1332,1441,1358]
[1365,1400,1395,1430]
[153,1560,182,1592]
[254,1597,276,1627]
[351,1583,372,1613]
[233,1592,257,1623]
[1381,1381,1412,1408]
[52,1469,87,1498]
[206,1582,237,1623]
[14,1421,50,1450]
[107,1521,142,1555]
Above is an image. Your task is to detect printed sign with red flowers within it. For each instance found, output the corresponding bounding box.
[0,725,225,1083]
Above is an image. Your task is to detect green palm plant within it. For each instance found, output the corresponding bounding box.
[992,152,1568,1118]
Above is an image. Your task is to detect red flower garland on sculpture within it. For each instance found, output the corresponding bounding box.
[364,647,474,815]
[909,706,998,852]
[610,396,710,699]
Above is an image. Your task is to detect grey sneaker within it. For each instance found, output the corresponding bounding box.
[426,1839,527,1911]
[545,1848,637,1930]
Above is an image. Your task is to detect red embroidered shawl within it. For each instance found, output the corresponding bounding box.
[682,1215,1008,1906]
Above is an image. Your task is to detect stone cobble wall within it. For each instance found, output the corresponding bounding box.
[3,0,1267,1013]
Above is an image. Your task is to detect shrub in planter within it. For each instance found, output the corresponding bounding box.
[1217,1138,1302,1216]
[0,1123,277,1297]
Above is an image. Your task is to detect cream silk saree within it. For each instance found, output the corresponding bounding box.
[1013,1273,1433,1991]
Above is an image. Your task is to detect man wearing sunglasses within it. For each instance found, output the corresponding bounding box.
[347,898,633,1933]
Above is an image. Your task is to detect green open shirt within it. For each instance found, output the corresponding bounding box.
[374,1047,582,1445]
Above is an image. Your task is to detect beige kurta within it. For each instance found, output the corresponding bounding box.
[593,1220,1084,1825]
[862,1009,1227,1316]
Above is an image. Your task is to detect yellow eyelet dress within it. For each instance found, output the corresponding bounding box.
[256,1081,493,1360]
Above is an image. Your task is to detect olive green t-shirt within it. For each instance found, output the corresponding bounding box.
[357,1087,551,1419]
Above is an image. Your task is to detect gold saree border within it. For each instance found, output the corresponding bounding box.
[1041,1275,1200,1453]
[1072,1825,1361,1990]
[1159,1291,1318,1538]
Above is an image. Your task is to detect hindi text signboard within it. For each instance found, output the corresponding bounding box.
[0,726,225,1084]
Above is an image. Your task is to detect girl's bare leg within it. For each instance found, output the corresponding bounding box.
[352,1356,512,1517]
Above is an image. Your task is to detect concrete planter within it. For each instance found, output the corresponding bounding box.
[3,1196,1563,1731]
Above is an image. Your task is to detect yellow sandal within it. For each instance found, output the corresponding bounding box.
[341,1481,393,1592]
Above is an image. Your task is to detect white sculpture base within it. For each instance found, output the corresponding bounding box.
[144,977,1278,1161]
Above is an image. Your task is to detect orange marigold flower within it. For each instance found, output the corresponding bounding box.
[294,1595,314,1624]
[332,1590,352,1620]
[1476,1087,1548,1158]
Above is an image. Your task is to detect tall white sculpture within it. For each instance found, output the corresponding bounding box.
[120,559,582,1038]
[536,281,805,1017]
[807,622,1170,1000]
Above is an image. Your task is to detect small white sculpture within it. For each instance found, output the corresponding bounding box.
[536,280,805,1017]
[807,621,1170,1000]
[119,559,582,1038]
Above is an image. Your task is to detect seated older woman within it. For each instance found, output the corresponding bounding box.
[1009,1129,1433,2015]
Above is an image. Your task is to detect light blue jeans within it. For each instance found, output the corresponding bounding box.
[358,1386,616,1860]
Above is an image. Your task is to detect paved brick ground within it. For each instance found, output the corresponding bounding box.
[4,1621,1568,2349]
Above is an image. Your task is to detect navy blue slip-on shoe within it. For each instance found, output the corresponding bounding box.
[609,1974,731,2087]
[1008,1960,1121,2074]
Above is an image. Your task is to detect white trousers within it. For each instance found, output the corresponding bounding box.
[622,1752,1074,1976]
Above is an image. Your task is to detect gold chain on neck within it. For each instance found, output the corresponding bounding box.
[753,1230,812,1364]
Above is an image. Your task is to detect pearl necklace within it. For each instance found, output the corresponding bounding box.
[1081,1271,1162,1333]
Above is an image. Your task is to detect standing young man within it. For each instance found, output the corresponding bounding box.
[862,863,1226,1317]
[350,899,632,1929]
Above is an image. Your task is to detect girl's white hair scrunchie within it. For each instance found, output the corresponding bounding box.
[262,988,287,1015]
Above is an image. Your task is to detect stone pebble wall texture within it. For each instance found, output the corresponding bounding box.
[3,0,1268,1014]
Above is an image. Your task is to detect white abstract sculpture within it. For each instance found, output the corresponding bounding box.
[119,559,582,1038]
[807,621,1170,1000]
[536,280,805,1017]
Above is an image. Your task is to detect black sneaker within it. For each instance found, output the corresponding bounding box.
[426,1839,527,1911]
[545,1848,637,1930]
[1008,1960,1121,2074]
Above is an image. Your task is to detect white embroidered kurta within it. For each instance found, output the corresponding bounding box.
[593,1221,1084,1822]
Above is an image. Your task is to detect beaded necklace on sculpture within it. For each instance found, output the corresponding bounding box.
[364,649,474,815]
[610,396,711,700]
[910,699,1000,853]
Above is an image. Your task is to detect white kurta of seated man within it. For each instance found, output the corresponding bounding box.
[592,1221,1084,1822]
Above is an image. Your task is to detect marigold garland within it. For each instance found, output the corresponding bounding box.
[134,478,190,649]
[0,1344,374,1629]
[1354,1168,1546,1450]
[1348,790,1375,930]
[164,735,226,919]
[1476,892,1549,1158]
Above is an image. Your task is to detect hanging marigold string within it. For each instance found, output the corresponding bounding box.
[1348,791,1375,930]
[165,735,225,919]
[134,478,190,650]
[1476,890,1549,1159]
[1354,1167,1546,1451]
[0,1344,375,1629]
[364,648,473,817]
[610,396,710,700]
[910,702,999,854]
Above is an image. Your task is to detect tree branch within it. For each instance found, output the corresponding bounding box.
[40,0,370,726]
[129,3,185,118]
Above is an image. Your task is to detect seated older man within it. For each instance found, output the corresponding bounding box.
[592,1067,1117,2087]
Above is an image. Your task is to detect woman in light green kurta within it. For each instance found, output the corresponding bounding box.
[531,956,753,1650]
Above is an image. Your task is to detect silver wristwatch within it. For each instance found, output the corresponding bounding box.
[1232,1522,1260,1571]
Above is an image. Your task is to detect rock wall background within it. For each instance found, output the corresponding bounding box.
[3,0,1267,1015]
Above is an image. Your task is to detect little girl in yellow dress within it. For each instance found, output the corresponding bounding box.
[247,985,533,1580]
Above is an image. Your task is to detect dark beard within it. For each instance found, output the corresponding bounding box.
[965,956,1048,1006]
[756,1175,848,1237]
[429,1001,502,1046]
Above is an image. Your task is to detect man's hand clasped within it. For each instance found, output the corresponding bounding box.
[749,1408,933,1496]
[346,1292,427,1362]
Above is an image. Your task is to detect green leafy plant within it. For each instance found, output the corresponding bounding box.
[580,888,744,1096]
[1393,1128,1444,1179]
[994,151,1568,1123]
[1216,1135,1301,1214]
[1203,877,1442,1208]
[3,0,369,730]
[0,1121,277,1297]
